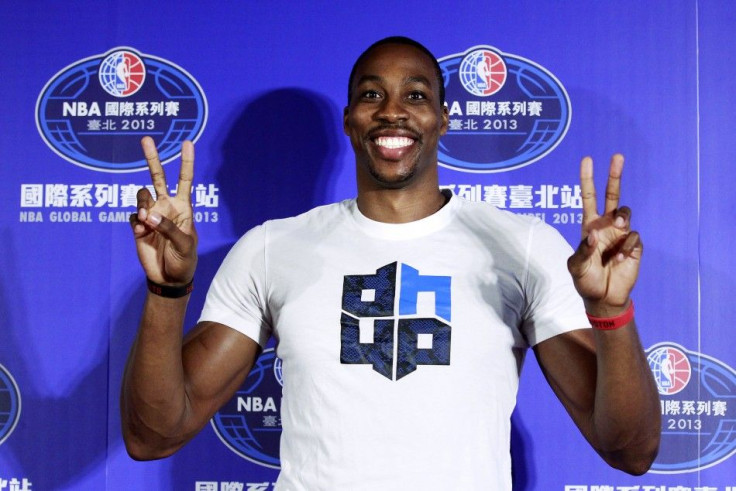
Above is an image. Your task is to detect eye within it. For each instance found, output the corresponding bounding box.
[361,89,381,100]
[408,90,427,100]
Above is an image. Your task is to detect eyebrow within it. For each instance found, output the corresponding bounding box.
[355,74,433,88]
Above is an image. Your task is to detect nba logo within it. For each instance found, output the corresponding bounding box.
[459,48,507,97]
[647,345,692,395]
[99,49,146,97]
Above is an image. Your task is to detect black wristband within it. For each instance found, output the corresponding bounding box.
[147,278,193,298]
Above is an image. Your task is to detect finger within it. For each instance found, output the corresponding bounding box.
[141,136,169,199]
[604,154,624,215]
[579,156,598,227]
[129,210,152,238]
[135,186,155,223]
[613,206,631,230]
[616,231,643,261]
[129,210,140,230]
[145,212,194,256]
[136,186,154,208]
[176,141,194,202]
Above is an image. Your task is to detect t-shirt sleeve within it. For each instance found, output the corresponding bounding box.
[521,221,590,346]
[198,224,272,347]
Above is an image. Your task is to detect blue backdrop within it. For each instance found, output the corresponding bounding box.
[1,2,734,490]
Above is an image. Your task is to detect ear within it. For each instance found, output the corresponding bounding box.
[439,104,449,136]
[343,106,350,136]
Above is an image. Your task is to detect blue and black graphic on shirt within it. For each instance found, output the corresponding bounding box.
[340,262,451,380]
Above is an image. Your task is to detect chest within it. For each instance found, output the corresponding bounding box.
[265,237,528,382]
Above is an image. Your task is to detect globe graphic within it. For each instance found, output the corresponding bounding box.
[645,343,736,473]
[99,53,127,96]
[211,349,282,468]
[459,50,506,97]
[437,50,570,172]
[647,346,691,395]
[37,50,206,170]
[0,365,21,445]
[98,51,145,97]
[274,357,284,387]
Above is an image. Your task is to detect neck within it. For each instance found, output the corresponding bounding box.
[356,187,448,223]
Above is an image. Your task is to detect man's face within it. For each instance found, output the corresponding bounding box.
[344,43,449,190]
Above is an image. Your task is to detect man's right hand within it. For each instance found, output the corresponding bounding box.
[123,137,264,461]
[130,136,198,286]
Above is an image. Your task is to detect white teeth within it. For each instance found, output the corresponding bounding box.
[375,136,413,149]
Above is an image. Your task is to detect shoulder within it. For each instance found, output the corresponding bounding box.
[262,200,352,233]
[451,194,545,238]
[226,201,354,259]
[232,200,352,242]
[450,195,575,267]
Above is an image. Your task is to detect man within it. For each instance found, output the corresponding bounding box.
[122,37,660,489]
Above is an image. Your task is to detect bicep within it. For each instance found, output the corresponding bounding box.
[181,321,262,424]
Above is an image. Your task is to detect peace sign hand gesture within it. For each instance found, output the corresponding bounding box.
[567,154,642,317]
[130,137,198,287]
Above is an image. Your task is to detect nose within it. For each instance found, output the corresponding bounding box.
[375,94,408,123]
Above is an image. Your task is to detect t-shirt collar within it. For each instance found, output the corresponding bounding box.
[349,189,458,240]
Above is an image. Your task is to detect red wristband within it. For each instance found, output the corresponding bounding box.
[586,301,634,330]
[147,278,193,298]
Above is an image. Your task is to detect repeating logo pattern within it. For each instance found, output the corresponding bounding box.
[437,45,571,173]
[36,47,207,172]
[647,342,736,473]
[340,262,452,381]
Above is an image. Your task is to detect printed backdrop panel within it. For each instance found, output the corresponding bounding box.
[0,1,734,490]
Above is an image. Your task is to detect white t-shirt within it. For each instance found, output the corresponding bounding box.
[200,192,589,490]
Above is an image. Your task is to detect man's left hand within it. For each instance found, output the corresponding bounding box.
[567,154,642,317]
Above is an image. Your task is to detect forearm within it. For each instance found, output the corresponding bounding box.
[121,291,192,459]
[563,153,658,472]
[590,320,661,474]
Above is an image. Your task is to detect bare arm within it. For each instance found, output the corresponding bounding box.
[534,324,659,474]
[122,315,260,460]
[120,138,261,460]
[535,155,660,475]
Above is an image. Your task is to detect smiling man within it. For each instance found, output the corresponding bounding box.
[122,37,660,490]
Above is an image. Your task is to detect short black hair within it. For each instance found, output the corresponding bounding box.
[347,36,445,106]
